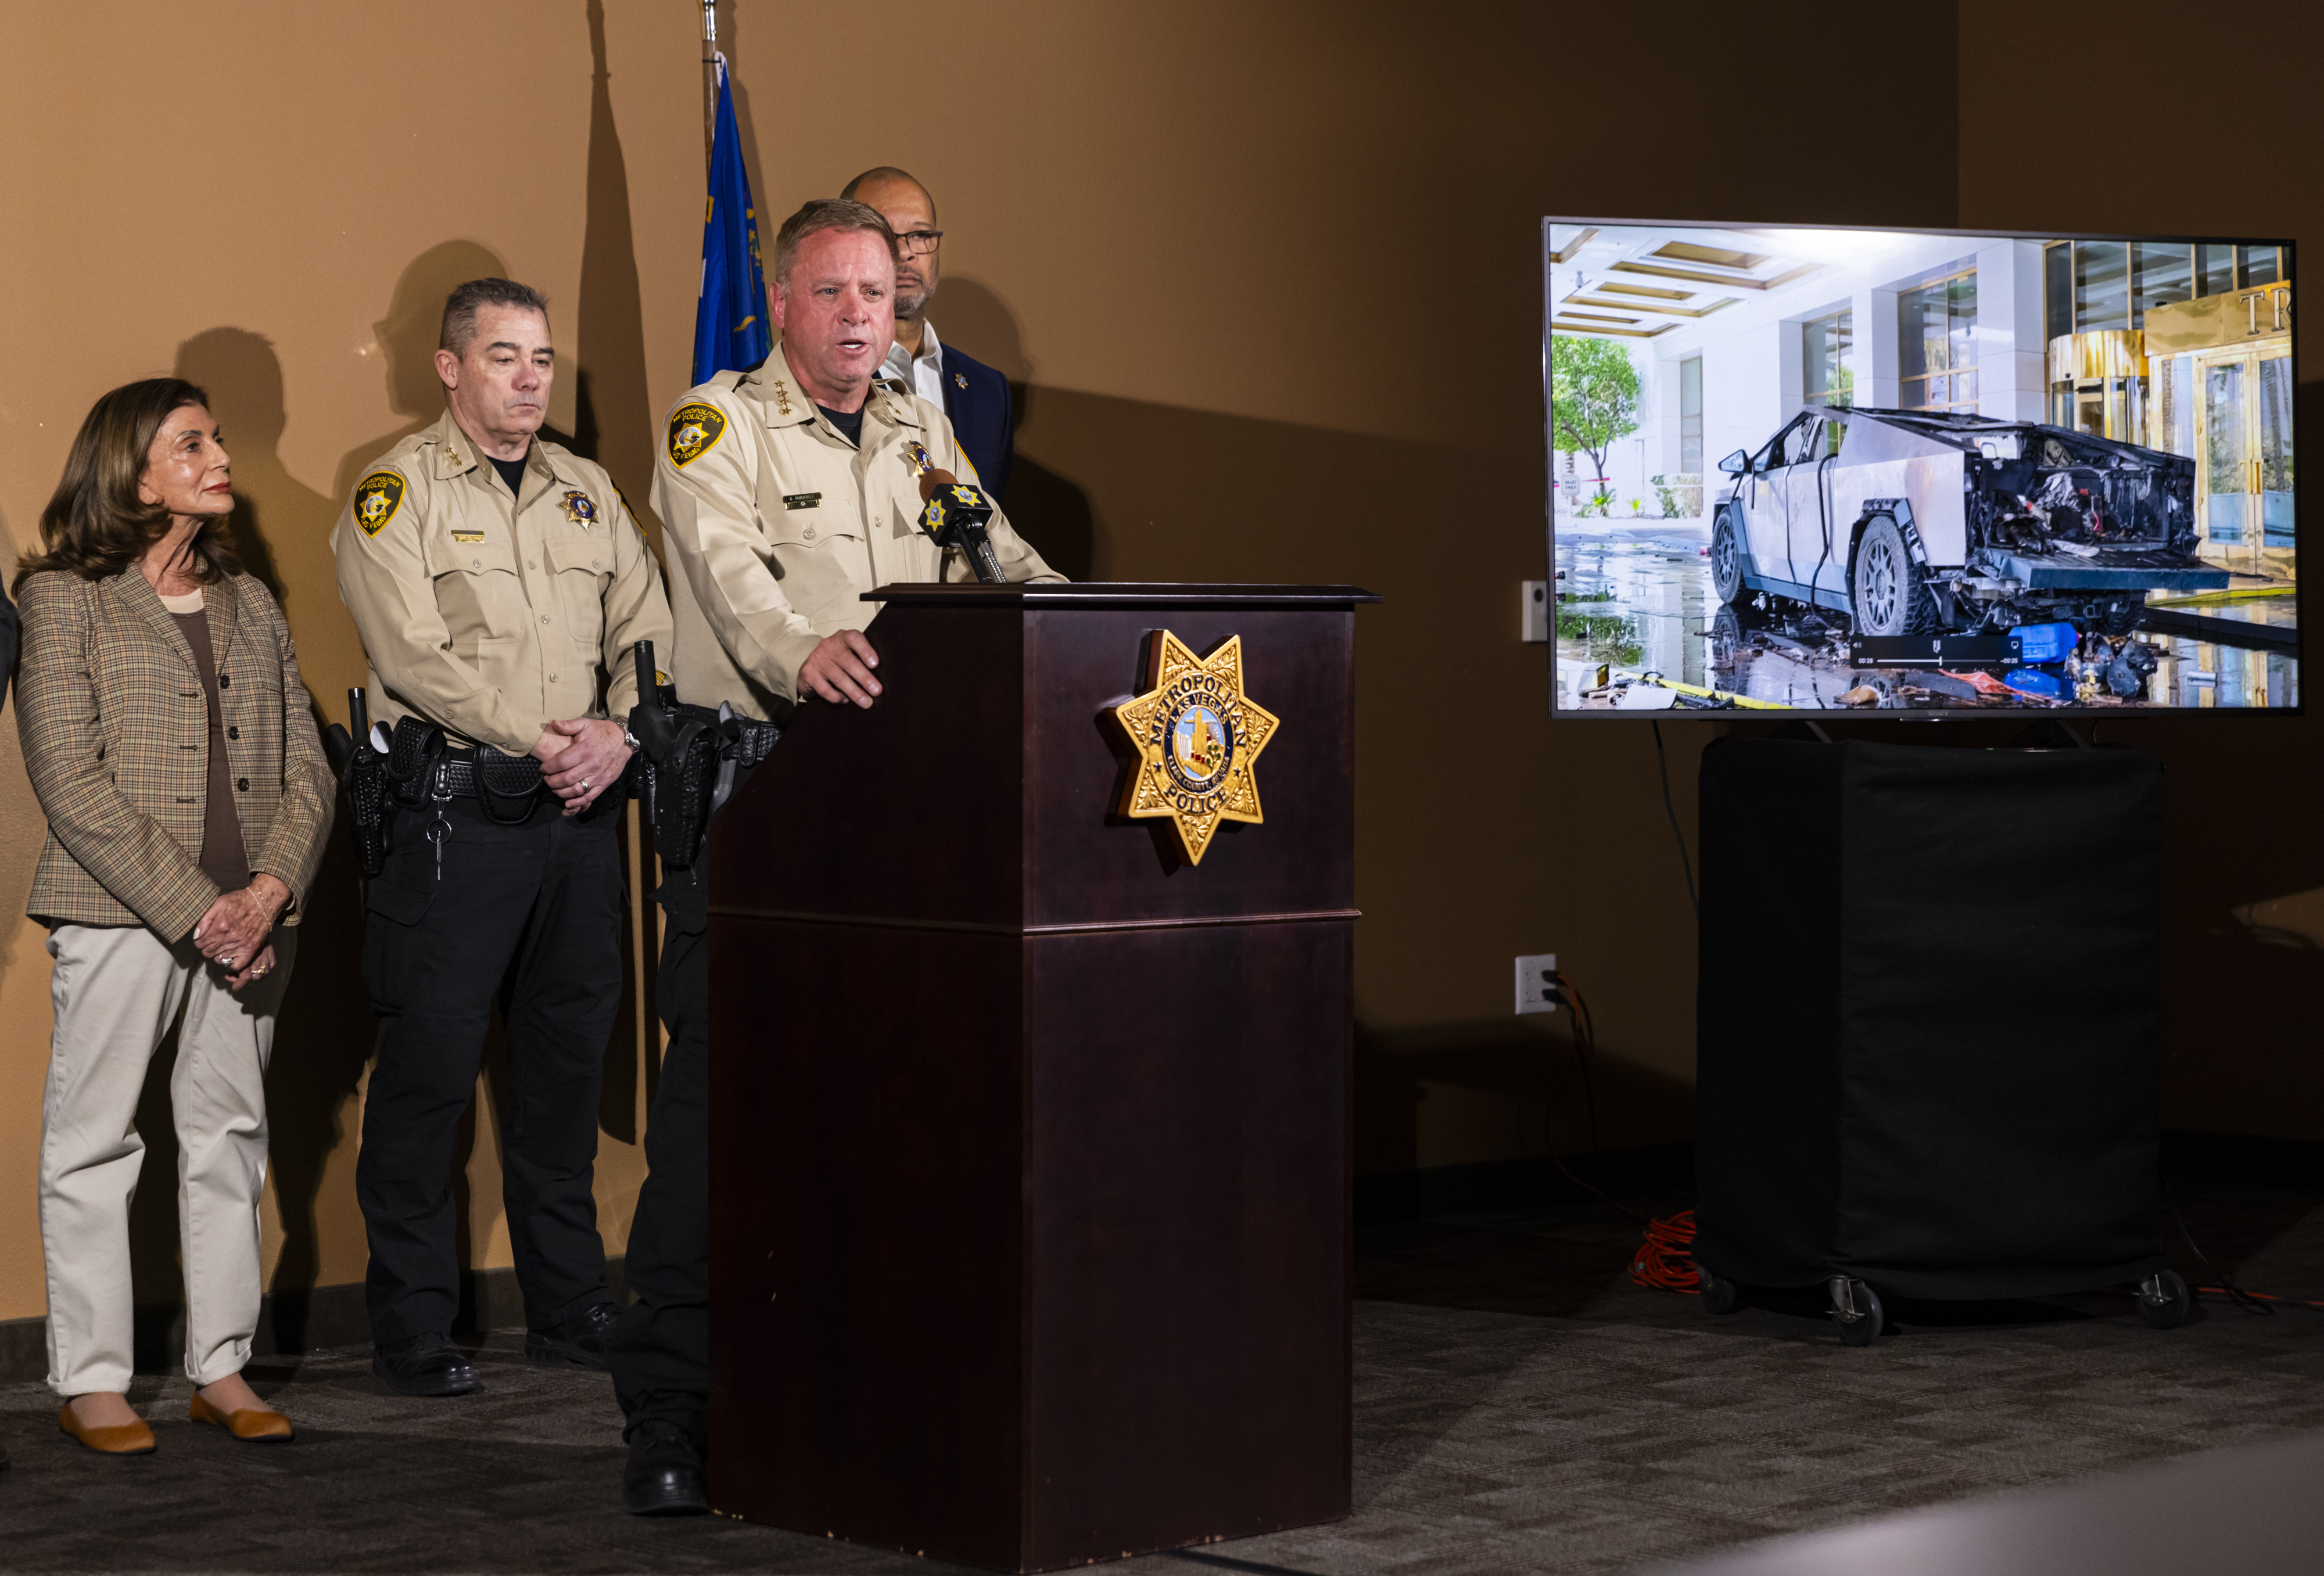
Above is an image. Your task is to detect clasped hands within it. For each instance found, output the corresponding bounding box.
[531,717,632,817]
[193,874,289,992]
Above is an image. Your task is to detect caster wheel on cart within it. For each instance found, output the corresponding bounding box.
[2136,1268,2193,1329]
[1698,1267,1740,1316]
[1828,1277,1884,1347]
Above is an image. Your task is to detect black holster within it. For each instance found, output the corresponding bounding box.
[383,715,447,812]
[625,641,780,872]
[325,688,392,878]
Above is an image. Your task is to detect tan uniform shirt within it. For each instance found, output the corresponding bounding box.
[332,410,673,756]
[650,343,1063,719]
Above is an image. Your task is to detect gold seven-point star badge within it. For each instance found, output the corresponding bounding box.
[1111,630,1280,864]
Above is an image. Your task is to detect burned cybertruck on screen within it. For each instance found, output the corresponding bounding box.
[1708,407,2226,697]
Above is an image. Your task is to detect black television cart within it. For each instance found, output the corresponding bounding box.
[1692,735,2190,1344]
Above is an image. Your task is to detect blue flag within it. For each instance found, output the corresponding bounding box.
[691,60,772,386]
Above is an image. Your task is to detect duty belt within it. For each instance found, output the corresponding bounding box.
[381,715,553,831]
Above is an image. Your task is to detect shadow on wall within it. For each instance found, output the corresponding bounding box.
[333,241,511,503]
[327,3,656,543]
[935,277,1097,579]
[572,0,659,549]
[253,825,376,1351]
[938,277,1031,384]
[1354,1018,1696,1176]
[174,329,336,617]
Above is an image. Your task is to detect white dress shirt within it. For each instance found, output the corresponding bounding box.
[880,318,947,407]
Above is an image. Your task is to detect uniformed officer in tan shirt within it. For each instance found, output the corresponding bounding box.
[332,277,673,1401]
[649,202,1059,723]
[608,199,1061,1516]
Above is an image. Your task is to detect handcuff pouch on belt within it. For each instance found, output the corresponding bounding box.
[472,745,547,825]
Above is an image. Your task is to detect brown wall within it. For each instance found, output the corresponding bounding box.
[0,0,2307,1328]
[1959,1,2324,1141]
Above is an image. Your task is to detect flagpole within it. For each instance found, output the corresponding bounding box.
[700,0,718,177]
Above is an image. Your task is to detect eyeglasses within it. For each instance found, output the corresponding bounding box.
[895,229,945,256]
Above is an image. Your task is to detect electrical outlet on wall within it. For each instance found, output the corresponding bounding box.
[1514,953,1558,1014]
[1522,581,1550,642]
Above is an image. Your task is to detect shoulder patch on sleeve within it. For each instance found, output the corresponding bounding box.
[352,471,407,537]
[667,403,728,468]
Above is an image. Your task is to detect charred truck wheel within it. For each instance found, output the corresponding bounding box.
[1851,515,1939,637]
[1710,505,1746,605]
[1709,604,1751,670]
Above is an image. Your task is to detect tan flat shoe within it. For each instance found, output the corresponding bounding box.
[58,1404,155,1455]
[189,1391,294,1442]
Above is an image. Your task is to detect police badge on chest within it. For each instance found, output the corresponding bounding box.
[561,490,598,529]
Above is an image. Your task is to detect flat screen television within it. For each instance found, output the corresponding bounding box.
[1541,219,2298,716]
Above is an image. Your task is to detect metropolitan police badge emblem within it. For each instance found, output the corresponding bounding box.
[666,403,727,468]
[352,470,406,537]
[561,489,598,528]
[1110,630,1280,864]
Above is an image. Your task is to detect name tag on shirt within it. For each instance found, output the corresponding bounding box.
[451,530,485,544]
[783,493,822,511]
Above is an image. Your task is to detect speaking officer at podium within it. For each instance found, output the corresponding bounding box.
[332,278,672,1399]
[611,198,1061,1514]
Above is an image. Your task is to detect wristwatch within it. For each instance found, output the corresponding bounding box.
[622,721,641,752]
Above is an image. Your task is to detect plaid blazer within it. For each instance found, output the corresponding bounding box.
[16,568,334,939]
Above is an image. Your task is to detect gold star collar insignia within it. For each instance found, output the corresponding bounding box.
[1111,631,1279,864]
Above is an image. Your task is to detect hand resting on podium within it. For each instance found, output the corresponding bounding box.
[800,628,883,708]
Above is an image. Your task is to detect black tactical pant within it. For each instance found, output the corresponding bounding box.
[608,864,712,1452]
[357,787,625,1345]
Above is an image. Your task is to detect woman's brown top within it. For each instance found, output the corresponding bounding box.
[163,590,253,895]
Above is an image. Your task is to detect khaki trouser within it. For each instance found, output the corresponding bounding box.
[39,922,295,1395]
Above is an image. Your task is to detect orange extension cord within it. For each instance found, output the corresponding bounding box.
[1632,1209,1701,1294]
[1626,1228,2324,1312]
[2193,1284,2324,1313]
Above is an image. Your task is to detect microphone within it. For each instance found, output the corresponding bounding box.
[908,443,1008,584]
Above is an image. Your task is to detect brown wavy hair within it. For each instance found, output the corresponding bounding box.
[14,378,245,594]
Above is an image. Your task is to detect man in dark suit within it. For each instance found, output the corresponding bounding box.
[840,166,1013,502]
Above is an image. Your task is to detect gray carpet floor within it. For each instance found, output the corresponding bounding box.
[3,1177,2322,1574]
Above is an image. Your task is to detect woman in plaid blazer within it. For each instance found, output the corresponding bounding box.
[15,379,333,1455]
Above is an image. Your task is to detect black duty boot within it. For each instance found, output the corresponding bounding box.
[623,1421,708,1516]
[525,1301,621,1370]
[373,1332,483,1397]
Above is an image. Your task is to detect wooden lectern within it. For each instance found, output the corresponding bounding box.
[707,583,1375,1572]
